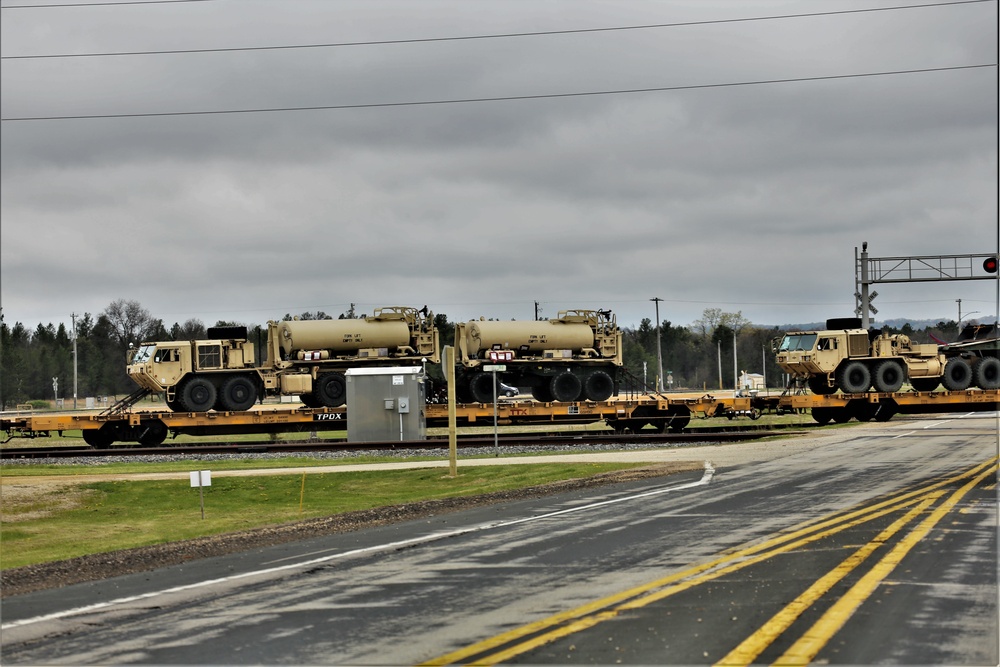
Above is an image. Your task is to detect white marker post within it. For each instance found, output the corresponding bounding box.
[189,470,212,519]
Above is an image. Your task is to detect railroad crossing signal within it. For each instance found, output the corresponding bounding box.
[854,290,878,317]
[985,256,999,273]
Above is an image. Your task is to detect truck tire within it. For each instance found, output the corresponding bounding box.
[836,361,871,394]
[549,372,582,403]
[942,358,972,391]
[909,377,939,392]
[314,373,347,407]
[972,357,1000,390]
[531,384,554,403]
[807,375,836,395]
[179,377,217,412]
[469,373,497,404]
[582,370,614,402]
[218,375,257,412]
[872,360,904,393]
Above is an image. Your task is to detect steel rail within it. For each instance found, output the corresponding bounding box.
[0,429,804,460]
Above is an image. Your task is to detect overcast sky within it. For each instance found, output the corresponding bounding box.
[2,0,997,334]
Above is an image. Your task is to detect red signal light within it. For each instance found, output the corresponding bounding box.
[985,256,999,274]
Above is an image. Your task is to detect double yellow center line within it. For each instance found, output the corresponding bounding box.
[421,456,997,666]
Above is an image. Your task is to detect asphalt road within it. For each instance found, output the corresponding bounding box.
[2,412,997,666]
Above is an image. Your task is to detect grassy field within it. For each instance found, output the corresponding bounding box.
[0,461,656,569]
[0,398,808,569]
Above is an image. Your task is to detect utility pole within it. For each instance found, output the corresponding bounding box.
[0,306,4,410]
[0,304,4,410]
[650,297,664,392]
[71,312,78,410]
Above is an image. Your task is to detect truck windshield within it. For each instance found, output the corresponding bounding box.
[778,334,817,352]
[131,345,155,363]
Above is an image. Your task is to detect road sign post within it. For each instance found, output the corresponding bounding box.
[481,363,507,455]
[189,470,212,519]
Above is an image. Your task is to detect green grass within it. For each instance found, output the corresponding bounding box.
[0,462,651,569]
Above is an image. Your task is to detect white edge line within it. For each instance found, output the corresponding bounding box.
[3,462,715,630]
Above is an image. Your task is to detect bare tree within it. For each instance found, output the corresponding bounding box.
[101,299,158,349]
[170,318,206,340]
[692,308,751,338]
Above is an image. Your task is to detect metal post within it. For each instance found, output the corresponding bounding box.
[72,312,78,410]
[651,297,664,393]
[492,369,499,456]
[860,242,871,329]
[445,346,457,477]
[717,341,723,390]
[733,334,738,394]
[762,345,767,392]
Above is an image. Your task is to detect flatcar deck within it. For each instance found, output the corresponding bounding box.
[2,389,996,447]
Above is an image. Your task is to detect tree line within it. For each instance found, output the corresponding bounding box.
[0,300,972,409]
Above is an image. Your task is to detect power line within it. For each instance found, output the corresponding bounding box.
[2,63,994,123]
[1,1,992,59]
[0,0,212,8]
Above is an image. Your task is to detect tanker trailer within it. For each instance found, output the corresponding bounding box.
[128,306,439,412]
[272,306,439,408]
[454,309,622,403]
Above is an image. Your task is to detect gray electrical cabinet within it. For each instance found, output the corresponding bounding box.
[345,367,426,443]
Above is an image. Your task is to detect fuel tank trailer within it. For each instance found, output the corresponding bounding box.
[455,309,622,403]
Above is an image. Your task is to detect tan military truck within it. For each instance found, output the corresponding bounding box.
[773,317,978,394]
[454,309,622,403]
[128,306,439,411]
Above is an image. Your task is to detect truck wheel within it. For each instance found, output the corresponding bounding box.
[972,357,1000,390]
[469,373,497,404]
[909,377,939,392]
[807,375,836,395]
[219,376,257,411]
[299,393,321,408]
[549,373,582,403]
[836,361,871,394]
[942,358,972,391]
[872,360,904,393]
[531,384,554,403]
[582,370,614,402]
[315,373,347,407]
[180,377,217,412]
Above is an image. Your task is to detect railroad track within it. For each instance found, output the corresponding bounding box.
[1,427,805,460]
